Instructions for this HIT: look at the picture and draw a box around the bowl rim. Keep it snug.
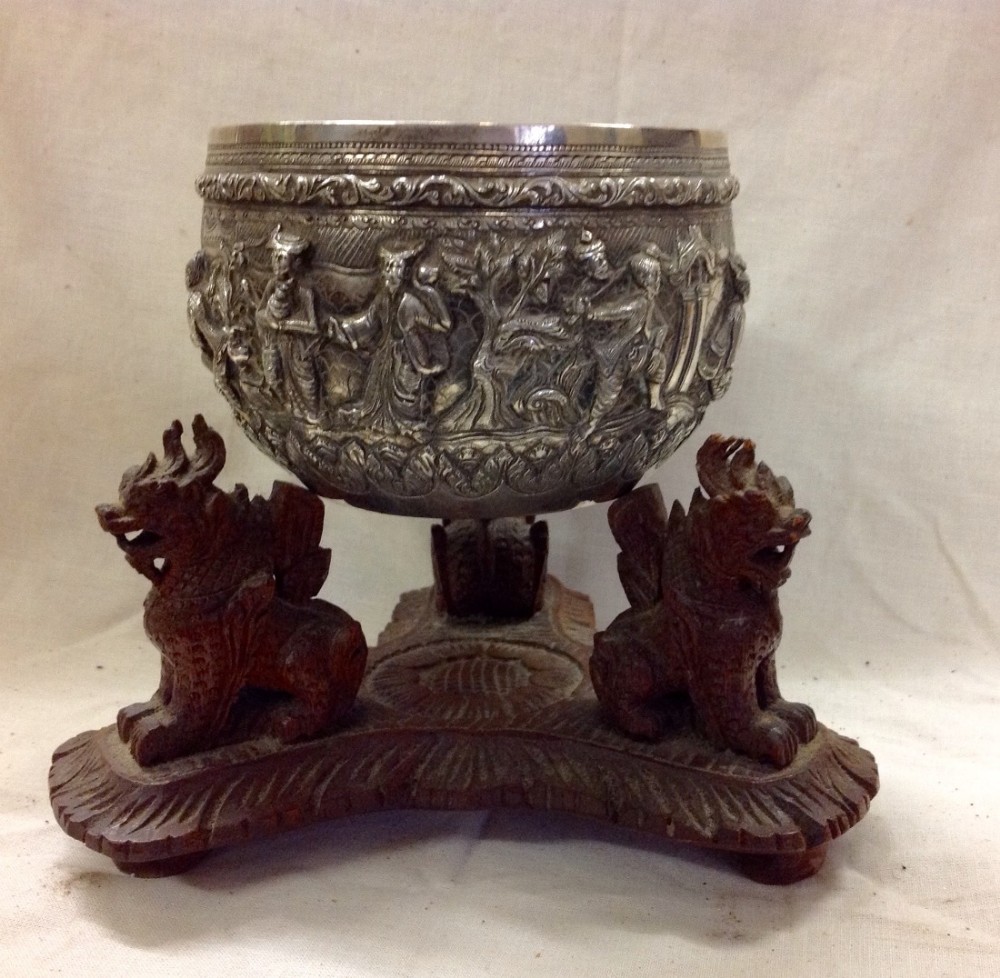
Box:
[208,121,727,150]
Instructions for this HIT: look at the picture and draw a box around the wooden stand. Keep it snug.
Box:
[49,425,878,883]
[51,575,876,883]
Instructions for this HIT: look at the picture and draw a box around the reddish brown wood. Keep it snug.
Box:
[112,853,207,878]
[431,517,548,619]
[592,436,817,768]
[94,416,367,766]
[737,846,829,885]
[50,429,878,884]
[51,576,877,882]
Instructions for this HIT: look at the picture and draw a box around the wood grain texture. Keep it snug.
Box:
[50,578,877,879]
[95,417,367,767]
[592,437,819,767]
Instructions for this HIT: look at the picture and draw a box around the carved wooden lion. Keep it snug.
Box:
[97,416,367,766]
[590,435,817,767]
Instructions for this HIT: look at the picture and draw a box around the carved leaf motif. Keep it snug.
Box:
[365,452,406,494]
[51,718,876,870]
[506,452,543,494]
[268,482,330,603]
[469,451,507,496]
[619,431,653,483]
[569,441,603,486]
[403,445,437,495]
[337,440,369,494]
[607,485,669,609]
[540,444,570,488]
[436,453,470,495]
[438,448,492,497]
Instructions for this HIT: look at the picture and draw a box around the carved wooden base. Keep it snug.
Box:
[50,577,877,883]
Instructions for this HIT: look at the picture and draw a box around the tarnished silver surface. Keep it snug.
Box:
[189,122,748,517]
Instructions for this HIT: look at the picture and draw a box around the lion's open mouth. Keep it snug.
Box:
[117,529,163,551]
[97,504,163,552]
[753,509,811,573]
[754,542,795,568]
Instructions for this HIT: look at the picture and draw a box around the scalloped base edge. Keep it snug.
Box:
[49,579,877,883]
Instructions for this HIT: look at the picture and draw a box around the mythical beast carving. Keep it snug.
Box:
[590,435,817,767]
[97,416,367,766]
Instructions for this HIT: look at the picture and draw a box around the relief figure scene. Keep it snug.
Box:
[188,222,748,463]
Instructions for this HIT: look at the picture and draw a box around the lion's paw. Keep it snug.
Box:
[269,702,323,743]
[739,713,800,769]
[129,712,182,766]
[615,705,669,741]
[117,698,163,742]
[770,699,818,744]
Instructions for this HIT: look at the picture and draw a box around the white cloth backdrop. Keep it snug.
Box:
[2,1,998,975]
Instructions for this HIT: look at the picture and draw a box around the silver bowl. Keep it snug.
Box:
[188,121,748,518]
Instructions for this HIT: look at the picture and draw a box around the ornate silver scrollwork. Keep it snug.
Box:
[196,172,740,210]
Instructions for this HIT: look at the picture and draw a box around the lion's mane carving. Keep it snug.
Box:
[590,435,816,767]
[97,416,367,766]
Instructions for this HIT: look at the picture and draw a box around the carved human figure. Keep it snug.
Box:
[699,253,750,398]
[398,260,453,404]
[186,250,221,364]
[576,245,669,431]
[255,227,324,423]
[571,228,616,290]
[221,242,256,364]
[187,243,260,402]
[551,228,623,416]
[335,243,452,430]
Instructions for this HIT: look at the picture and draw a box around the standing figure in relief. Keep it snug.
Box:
[398,260,453,410]
[334,243,453,432]
[255,227,324,424]
[577,245,669,433]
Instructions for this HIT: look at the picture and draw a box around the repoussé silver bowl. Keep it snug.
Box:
[188,122,748,518]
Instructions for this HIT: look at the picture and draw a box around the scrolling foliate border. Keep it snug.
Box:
[196,172,740,209]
